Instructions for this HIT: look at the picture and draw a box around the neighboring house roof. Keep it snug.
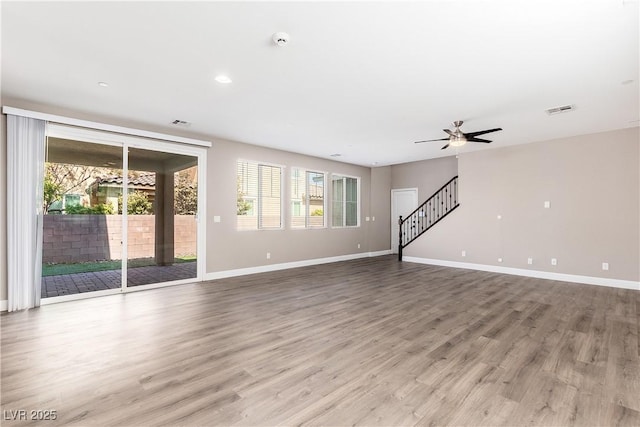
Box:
[95,173,156,188]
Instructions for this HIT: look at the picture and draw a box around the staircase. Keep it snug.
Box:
[398,176,459,260]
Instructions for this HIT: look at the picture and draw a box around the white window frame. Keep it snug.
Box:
[331,173,361,228]
[236,159,285,231]
[290,167,327,229]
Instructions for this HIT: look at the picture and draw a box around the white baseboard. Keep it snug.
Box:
[0,251,395,312]
[205,250,392,281]
[402,256,640,291]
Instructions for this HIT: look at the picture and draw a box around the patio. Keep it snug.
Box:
[42,261,197,298]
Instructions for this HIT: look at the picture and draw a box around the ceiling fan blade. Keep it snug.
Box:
[464,127,502,138]
[441,144,450,150]
[414,138,450,143]
[443,129,455,136]
[468,137,492,143]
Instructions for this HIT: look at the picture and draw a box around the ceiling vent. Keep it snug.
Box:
[545,104,575,115]
[171,119,191,127]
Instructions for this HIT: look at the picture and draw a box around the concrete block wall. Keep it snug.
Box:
[43,215,196,264]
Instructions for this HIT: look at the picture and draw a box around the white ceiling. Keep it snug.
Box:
[2,1,638,166]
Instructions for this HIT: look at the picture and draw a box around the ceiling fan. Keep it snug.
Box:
[415,120,503,150]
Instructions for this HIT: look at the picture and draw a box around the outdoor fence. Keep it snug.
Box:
[43,215,197,264]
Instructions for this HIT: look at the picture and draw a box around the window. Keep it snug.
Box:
[237,160,282,230]
[332,175,359,227]
[291,168,326,228]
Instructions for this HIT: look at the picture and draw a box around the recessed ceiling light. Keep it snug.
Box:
[215,75,232,84]
[98,82,109,87]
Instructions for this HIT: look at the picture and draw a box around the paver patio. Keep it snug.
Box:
[42,261,197,298]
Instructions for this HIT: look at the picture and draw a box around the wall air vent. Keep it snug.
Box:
[171,119,191,127]
[545,104,575,115]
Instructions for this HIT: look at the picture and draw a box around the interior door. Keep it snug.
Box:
[391,188,418,254]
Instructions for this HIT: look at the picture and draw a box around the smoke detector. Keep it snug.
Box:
[272,32,290,46]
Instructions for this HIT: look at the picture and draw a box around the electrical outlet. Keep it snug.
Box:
[461,250,466,257]
[266,252,271,260]
[365,217,370,222]
[527,257,533,265]
[213,215,221,223]
[551,258,557,266]
[372,216,375,221]
[602,262,609,271]
[357,243,361,249]
[544,201,550,209]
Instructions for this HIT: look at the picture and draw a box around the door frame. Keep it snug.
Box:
[41,124,207,305]
[391,188,418,254]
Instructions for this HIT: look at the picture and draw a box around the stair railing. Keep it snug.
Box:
[398,176,459,260]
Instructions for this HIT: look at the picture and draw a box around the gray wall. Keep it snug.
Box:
[205,137,386,272]
[394,127,640,282]
[391,156,458,200]
[369,166,391,251]
[2,98,638,304]
[0,98,392,301]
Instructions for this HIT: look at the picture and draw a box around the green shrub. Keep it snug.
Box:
[65,203,114,215]
[117,191,153,215]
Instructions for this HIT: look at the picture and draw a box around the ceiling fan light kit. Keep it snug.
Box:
[449,136,467,147]
[414,120,503,150]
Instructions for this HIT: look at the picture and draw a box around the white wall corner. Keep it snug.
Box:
[402,257,640,291]
[1,300,7,312]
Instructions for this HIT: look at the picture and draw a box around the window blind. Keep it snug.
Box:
[291,168,325,228]
[332,175,359,227]
[237,160,282,230]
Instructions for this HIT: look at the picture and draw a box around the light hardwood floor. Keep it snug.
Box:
[1,256,639,426]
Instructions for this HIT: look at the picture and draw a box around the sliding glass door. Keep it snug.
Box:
[41,126,204,301]
[42,137,124,298]
[125,148,198,287]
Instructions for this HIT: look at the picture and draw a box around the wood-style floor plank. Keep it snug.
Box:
[1,255,638,426]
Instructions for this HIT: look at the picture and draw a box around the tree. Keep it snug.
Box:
[118,191,152,215]
[46,163,101,195]
[44,163,116,213]
[174,173,198,215]
[237,177,252,215]
[43,175,63,212]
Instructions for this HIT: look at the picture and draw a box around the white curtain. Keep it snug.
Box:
[7,115,46,312]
